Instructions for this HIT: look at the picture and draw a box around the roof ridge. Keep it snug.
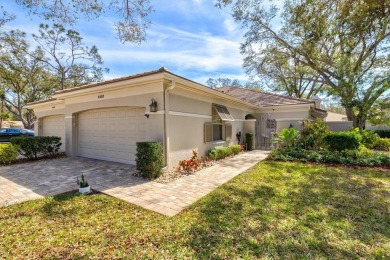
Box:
[222,86,312,103]
[54,67,169,95]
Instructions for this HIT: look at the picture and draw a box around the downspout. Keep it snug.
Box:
[164,80,176,168]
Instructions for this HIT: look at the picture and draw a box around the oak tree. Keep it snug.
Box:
[219,0,390,128]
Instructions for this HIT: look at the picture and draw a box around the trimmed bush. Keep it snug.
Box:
[0,143,18,164]
[323,131,362,151]
[374,138,390,151]
[207,145,242,161]
[11,136,62,159]
[373,130,390,138]
[245,133,254,151]
[135,142,164,180]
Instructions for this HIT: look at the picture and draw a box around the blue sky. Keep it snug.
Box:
[4,0,248,85]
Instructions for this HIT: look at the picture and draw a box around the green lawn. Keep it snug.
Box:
[1,162,389,259]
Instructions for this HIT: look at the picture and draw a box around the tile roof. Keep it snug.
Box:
[217,86,314,107]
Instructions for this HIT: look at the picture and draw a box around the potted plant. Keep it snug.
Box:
[77,173,90,194]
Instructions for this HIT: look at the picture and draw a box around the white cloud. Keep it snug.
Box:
[98,24,243,73]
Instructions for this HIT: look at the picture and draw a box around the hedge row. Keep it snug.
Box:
[207,145,242,161]
[269,147,390,167]
[373,130,390,138]
[10,136,62,160]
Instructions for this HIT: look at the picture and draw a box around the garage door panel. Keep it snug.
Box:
[78,107,145,164]
[42,115,66,150]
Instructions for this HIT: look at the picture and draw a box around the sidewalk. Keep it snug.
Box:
[102,149,270,216]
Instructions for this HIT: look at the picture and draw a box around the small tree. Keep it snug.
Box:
[33,24,108,90]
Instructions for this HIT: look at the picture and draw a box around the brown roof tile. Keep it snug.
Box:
[217,86,313,107]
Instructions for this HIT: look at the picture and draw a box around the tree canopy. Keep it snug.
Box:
[14,0,153,44]
[33,24,108,90]
[219,0,390,128]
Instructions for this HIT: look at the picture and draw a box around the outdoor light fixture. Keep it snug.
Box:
[149,98,158,112]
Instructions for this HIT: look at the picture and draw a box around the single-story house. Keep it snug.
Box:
[27,67,327,168]
[324,111,390,131]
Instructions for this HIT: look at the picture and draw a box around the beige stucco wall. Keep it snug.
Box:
[167,91,255,168]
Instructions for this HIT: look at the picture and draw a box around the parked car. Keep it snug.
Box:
[0,128,34,142]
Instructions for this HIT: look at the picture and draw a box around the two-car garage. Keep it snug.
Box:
[41,107,146,164]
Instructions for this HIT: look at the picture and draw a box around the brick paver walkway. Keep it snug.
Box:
[0,150,269,216]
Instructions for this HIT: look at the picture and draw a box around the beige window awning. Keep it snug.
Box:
[213,104,234,121]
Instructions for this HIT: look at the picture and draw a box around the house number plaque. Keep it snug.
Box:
[98,94,104,99]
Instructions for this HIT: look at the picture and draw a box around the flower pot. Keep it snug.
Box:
[79,186,91,194]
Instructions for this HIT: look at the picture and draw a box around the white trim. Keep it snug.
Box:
[169,111,212,119]
[65,116,74,119]
[275,118,303,122]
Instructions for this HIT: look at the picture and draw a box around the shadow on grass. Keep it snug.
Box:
[184,162,390,259]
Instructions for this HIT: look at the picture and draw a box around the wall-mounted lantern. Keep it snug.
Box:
[149,99,158,112]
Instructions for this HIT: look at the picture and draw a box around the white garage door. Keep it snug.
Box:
[78,107,146,164]
[42,115,66,150]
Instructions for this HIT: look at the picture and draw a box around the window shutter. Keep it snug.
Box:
[225,124,232,141]
[204,123,213,143]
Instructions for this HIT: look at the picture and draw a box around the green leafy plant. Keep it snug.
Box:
[11,136,62,159]
[0,143,19,164]
[373,138,390,151]
[272,128,299,148]
[207,145,242,161]
[323,131,362,151]
[135,142,164,180]
[300,119,329,150]
[350,128,379,149]
[77,173,89,188]
[245,133,254,151]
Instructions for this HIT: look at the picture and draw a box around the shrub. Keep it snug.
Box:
[230,145,242,155]
[351,128,379,149]
[273,128,299,148]
[323,131,361,151]
[207,149,218,160]
[11,136,62,159]
[300,119,329,150]
[207,145,242,161]
[373,138,390,151]
[178,149,201,173]
[373,130,390,138]
[245,133,254,151]
[268,146,390,167]
[0,143,18,164]
[135,142,164,180]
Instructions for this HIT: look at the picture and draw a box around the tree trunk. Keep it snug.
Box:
[345,106,367,130]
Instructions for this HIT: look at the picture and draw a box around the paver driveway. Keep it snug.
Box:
[0,150,269,216]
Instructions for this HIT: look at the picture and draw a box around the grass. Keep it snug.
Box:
[0,161,389,259]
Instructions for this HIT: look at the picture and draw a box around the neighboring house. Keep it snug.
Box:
[324,112,353,131]
[0,121,24,129]
[324,111,390,131]
[27,68,326,168]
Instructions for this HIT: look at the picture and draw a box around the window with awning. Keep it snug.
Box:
[204,104,233,143]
